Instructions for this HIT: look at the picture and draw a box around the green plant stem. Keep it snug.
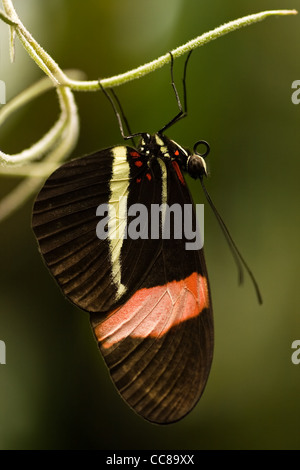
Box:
[66,9,298,90]
[1,4,297,91]
[0,70,85,167]
[0,8,17,25]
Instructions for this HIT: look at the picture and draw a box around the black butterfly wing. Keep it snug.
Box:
[90,157,213,424]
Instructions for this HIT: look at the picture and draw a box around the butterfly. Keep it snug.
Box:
[32,52,261,424]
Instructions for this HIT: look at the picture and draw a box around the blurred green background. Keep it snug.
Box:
[0,0,300,450]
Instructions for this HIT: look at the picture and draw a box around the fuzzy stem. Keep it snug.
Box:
[2,0,70,83]
[0,8,17,26]
[65,9,298,91]
[0,70,85,167]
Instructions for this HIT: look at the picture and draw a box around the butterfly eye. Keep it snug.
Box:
[187,153,207,179]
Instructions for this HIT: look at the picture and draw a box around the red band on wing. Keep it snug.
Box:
[95,272,209,349]
[172,161,185,185]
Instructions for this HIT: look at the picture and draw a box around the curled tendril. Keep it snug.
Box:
[193,140,210,158]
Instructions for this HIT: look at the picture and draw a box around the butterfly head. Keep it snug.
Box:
[186,140,210,180]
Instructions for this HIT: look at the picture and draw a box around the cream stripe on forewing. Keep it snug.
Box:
[155,134,170,159]
[155,135,168,229]
[157,159,168,228]
[108,146,130,300]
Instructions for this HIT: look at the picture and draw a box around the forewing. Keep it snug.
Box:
[32,147,162,313]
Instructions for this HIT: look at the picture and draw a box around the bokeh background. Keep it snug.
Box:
[0,0,299,450]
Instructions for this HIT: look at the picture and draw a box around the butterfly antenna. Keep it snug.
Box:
[200,178,263,305]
